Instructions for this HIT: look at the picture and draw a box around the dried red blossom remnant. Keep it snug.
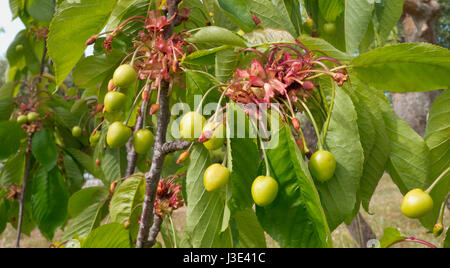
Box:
[225,41,348,128]
[154,175,184,216]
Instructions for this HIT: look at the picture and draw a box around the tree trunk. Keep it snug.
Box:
[393,0,441,136]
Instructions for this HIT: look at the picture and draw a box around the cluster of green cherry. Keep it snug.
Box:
[178,111,278,207]
[73,64,154,155]
[16,111,40,125]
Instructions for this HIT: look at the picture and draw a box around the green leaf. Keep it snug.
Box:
[7,200,36,236]
[360,86,431,195]
[269,0,299,36]
[351,43,450,92]
[6,30,40,74]
[0,82,16,99]
[319,0,345,23]
[64,154,84,194]
[9,0,22,19]
[246,0,297,36]
[48,0,118,85]
[73,50,125,88]
[374,0,405,45]
[226,103,259,210]
[257,124,331,248]
[184,144,231,248]
[183,46,229,66]
[376,94,431,193]
[0,198,9,234]
[379,227,405,248]
[345,0,374,54]
[298,36,352,63]
[26,0,55,23]
[283,0,302,35]
[187,26,247,47]
[62,187,110,240]
[110,176,145,224]
[66,148,105,180]
[82,223,131,248]
[0,120,25,160]
[204,0,239,32]
[0,151,25,186]
[215,48,237,82]
[101,147,127,185]
[421,90,450,229]
[347,80,391,212]
[32,129,58,172]
[32,167,69,240]
[105,0,147,31]
[217,0,256,32]
[232,208,266,248]
[244,28,295,48]
[317,86,364,230]
[185,70,220,109]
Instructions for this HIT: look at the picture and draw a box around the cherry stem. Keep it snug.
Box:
[438,193,449,224]
[425,167,450,194]
[388,237,437,248]
[213,84,232,122]
[321,79,336,147]
[297,122,310,153]
[250,119,271,177]
[298,99,323,151]
[130,45,144,67]
[306,65,350,81]
[195,84,224,114]
[125,85,147,126]
[180,68,222,84]
[168,214,178,248]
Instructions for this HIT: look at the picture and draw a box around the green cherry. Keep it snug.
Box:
[251,176,279,207]
[104,91,127,113]
[133,129,155,154]
[106,122,132,149]
[401,189,434,219]
[308,150,336,183]
[323,22,337,35]
[17,115,28,124]
[202,122,225,150]
[72,126,82,137]
[27,112,39,122]
[89,131,101,146]
[180,111,206,141]
[113,64,136,88]
[203,164,230,192]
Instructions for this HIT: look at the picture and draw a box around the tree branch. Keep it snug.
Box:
[15,132,34,248]
[147,214,163,247]
[136,0,182,249]
[161,140,191,155]
[125,100,149,176]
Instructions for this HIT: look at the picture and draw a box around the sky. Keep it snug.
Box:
[0,1,25,58]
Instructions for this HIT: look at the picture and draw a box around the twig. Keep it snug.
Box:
[147,213,163,247]
[161,140,191,155]
[15,132,34,248]
[39,39,48,77]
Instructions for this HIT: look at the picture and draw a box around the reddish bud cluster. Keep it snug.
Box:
[154,176,184,216]
[227,41,347,106]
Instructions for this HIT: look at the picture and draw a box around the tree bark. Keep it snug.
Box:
[393,0,441,136]
[136,0,183,248]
